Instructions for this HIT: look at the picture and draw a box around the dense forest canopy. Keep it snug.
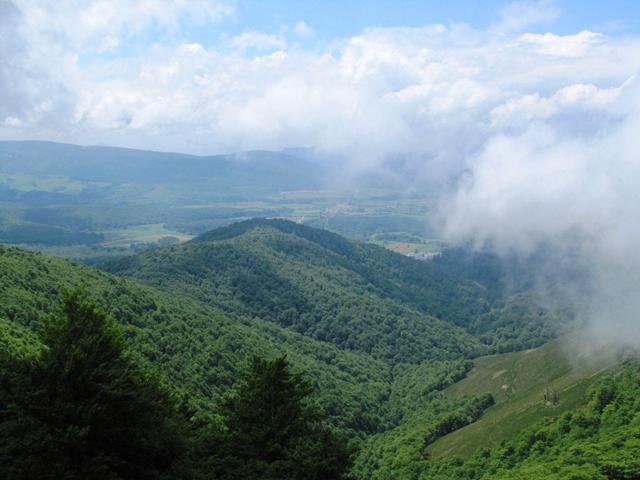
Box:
[0,220,635,479]
[0,291,350,479]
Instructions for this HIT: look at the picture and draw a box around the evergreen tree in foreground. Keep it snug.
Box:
[0,289,188,480]
[208,355,352,480]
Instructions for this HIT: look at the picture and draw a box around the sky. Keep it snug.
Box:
[2,0,640,155]
[228,0,640,41]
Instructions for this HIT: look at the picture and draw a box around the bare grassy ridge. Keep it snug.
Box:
[428,336,620,458]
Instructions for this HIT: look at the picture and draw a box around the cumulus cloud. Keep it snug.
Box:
[442,80,640,350]
[22,0,234,50]
[519,30,603,57]
[1,0,234,139]
[0,0,75,134]
[2,0,639,162]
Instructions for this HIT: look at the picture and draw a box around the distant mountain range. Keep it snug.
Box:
[0,140,326,190]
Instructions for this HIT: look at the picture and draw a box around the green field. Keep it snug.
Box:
[100,223,193,247]
[0,172,107,194]
[427,336,620,459]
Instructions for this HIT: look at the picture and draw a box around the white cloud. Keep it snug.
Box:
[293,21,315,39]
[519,30,603,57]
[442,80,640,350]
[15,0,234,54]
[1,0,639,166]
[490,81,625,127]
[230,31,287,51]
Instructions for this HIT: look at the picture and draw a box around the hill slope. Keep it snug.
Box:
[429,336,619,458]
[105,220,489,363]
[351,336,621,480]
[0,225,632,479]
[1,240,519,441]
[0,245,394,435]
[105,218,557,362]
[425,359,640,480]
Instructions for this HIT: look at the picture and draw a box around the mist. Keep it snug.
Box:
[441,80,640,353]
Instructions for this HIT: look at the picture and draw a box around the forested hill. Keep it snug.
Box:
[0,245,394,436]
[1,225,636,479]
[105,218,557,361]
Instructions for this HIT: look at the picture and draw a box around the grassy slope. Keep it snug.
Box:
[349,336,621,480]
[427,336,619,459]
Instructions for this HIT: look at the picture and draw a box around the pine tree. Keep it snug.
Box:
[208,355,352,480]
[0,289,188,480]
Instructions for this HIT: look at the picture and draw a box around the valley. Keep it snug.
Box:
[0,141,441,262]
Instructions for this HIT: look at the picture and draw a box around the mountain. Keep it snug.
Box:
[0,141,325,191]
[104,219,481,363]
[105,218,558,360]
[0,244,394,436]
[2,220,627,479]
[0,141,327,249]
[0,220,557,439]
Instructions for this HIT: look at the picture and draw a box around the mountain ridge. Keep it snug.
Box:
[106,218,558,359]
[0,140,325,189]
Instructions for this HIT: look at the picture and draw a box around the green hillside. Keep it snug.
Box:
[0,244,395,435]
[0,237,530,441]
[105,220,486,363]
[1,220,632,479]
[350,336,622,480]
[424,360,640,480]
[104,218,557,361]
[428,336,620,459]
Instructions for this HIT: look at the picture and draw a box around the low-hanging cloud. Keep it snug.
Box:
[443,80,640,351]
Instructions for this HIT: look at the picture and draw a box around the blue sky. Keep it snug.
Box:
[82,0,640,62]
[205,0,639,47]
[161,0,640,55]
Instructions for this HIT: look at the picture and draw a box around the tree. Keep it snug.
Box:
[207,355,352,480]
[0,289,188,480]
